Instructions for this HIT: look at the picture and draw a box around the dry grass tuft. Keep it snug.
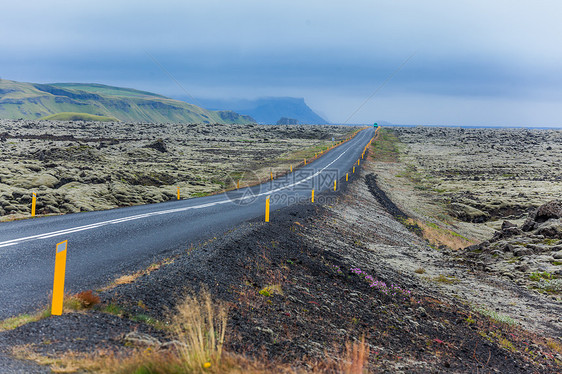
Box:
[311,336,370,374]
[10,289,371,373]
[546,338,562,355]
[99,257,176,291]
[434,274,458,284]
[172,288,229,371]
[11,346,113,373]
[337,336,370,374]
[113,274,137,286]
[408,219,474,250]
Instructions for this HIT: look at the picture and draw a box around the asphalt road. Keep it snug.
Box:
[0,128,375,319]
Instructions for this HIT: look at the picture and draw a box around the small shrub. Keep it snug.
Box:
[414,267,425,274]
[63,295,85,311]
[75,290,100,308]
[259,284,282,297]
[499,337,516,352]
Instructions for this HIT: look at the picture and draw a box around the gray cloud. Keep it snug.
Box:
[1,0,561,125]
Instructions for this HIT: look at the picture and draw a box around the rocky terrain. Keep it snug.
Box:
[0,120,354,221]
[368,127,562,335]
[393,127,562,226]
[463,201,562,296]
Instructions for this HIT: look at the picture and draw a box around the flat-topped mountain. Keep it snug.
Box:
[195,97,328,124]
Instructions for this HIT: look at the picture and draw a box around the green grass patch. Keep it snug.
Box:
[101,303,125,316]
[191,192,209,198]
[131,313,165,329]
[434,274,458,284]
[0,309,51,332]
[474,307,517,326]
[426,222,439,229]
[39,112,119,122]
[529,271,553,281]
[370,128,400,162]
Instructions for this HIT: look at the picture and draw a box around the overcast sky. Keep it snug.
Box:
[2,0,561,126]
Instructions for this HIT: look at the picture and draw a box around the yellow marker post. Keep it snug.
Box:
[358,159,360,166]
[304,158,306,165]
[346,173,348,182]
[315,153,317,158]
[265,196,270,222]
[177,187,180,200]
[51,240,68,316]
[31,192,36,217]
[270,171,273,181]
[334,180,337,191]
[311,189,315,203]
[290,165,293,172]
[237,180,240,189]
[353,166,355,173]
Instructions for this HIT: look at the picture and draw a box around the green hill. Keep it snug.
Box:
[0,79,254,124]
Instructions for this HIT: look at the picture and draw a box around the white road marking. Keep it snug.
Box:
[0,131,369,248]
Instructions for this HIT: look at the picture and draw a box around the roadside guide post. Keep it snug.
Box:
[31,192,36,217]
[51,240,68,316]
[265,196,270,222]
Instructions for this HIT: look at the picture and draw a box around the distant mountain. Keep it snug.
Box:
[194,97,329,125]
[277,117,299,125]
[0,79,254,124]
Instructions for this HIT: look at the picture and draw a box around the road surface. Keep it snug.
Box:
[0,128,375,319]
